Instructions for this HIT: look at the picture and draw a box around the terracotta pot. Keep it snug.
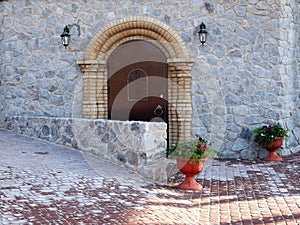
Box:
[176,158,207,191]
[262,137,283,162]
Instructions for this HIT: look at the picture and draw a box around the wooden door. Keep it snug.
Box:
[107,41,167,123]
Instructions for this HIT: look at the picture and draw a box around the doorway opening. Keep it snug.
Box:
[107,41,168,124]
[78,17,194,146]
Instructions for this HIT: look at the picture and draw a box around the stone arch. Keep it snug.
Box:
[77,16,194,144]
[84,16,190,61]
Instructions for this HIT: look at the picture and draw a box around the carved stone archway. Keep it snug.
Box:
[77,17,194,144]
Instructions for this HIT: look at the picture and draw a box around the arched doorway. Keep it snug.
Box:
[77,17,195,145]
[107,41,168,123]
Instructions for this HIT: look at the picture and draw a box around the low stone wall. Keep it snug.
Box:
[1,116,168,182]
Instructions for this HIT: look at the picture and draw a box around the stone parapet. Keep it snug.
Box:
[1,116,168,183]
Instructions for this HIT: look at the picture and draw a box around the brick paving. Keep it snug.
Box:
[0,129,299,225]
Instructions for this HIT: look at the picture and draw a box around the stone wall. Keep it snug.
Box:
[0,0,299,159]
[1,116,168,182]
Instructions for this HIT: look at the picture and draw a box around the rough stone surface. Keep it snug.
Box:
[0,0,299,159]
[0,129,300,224]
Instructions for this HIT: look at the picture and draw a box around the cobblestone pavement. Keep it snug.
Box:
[0,129,299,225]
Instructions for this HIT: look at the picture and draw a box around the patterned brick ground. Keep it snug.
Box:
[0,129,299,224]
[168,155,300,224]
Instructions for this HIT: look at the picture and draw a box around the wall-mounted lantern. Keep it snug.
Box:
[198,22,207,45]
[60,23,80,49]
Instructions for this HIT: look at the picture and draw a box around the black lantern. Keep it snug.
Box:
[60,23,80,49]
[60,26,70,48]
[198,22,207,45]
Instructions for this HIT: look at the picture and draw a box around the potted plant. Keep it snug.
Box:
[168,136,217,190]
[253,123,288,161]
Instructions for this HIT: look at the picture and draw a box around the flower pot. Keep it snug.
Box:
[176,158,207,191]
[262,137,283,162]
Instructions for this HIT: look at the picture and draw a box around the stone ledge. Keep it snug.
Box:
[1,116,168,183]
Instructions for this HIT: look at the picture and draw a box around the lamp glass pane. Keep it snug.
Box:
[199,33,206,43]
[61,36,70,46]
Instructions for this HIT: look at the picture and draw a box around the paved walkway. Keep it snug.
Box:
[0,129,299,225]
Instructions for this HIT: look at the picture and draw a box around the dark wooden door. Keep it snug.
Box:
[107,41,167,123]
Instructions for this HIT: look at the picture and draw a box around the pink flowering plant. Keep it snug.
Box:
[253,123,288,145]
[167,136,217,163]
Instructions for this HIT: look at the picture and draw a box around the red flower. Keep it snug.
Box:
[202,149,206,152]
[197,142,202,147]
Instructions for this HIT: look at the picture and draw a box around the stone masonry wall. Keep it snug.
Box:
[1,116,168,182]
[0,0,299,159]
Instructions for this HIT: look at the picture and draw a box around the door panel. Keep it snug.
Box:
[129,97,167,122]
[108,61,167,122]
